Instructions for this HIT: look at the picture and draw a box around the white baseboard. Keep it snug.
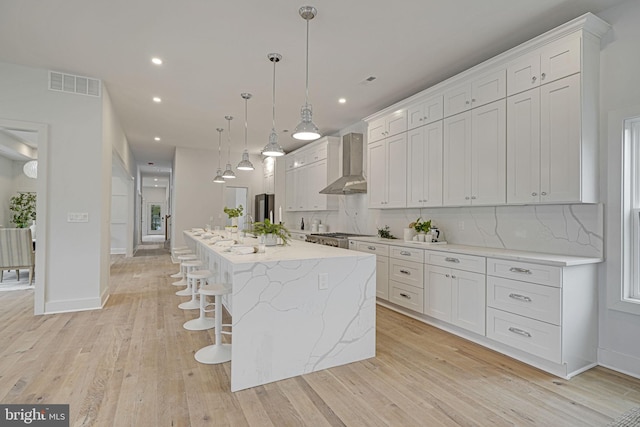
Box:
[110,248,126,255]
[44,297,103,314]
[598,348,640,379]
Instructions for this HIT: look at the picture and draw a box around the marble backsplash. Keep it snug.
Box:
[287,195,604,259]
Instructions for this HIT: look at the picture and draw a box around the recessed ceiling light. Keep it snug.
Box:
[154,178,158,181]
[151,57,163,65]
[153,97,162,103]
[338,98,346,104]
[154,137,161,141]
[154,184,158,187]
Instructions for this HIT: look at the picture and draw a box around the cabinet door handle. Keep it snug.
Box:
[424,115,428,120]
[509,293,532,302]
[508,327,532,338]
[400,251,411,256]
[419,118,423,121]
[399,269,411,275]
[465,196,470,200]
[471,98,476,103]
[532,192,537,196]
[541,191,547,196]
[445,257,460,263]
[509,267,532,274]
[465,100,470,105]
[445,274,450,278]
[451,275,456,279]
[471,196,476,199]
[532,76,537,83]
[541,72,546,80]
[367,246,376,251]
[399,293,411,299]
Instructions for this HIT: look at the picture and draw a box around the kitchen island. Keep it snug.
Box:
[184,231,376,391]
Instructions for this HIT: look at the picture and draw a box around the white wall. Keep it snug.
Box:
[172,147,264,248]
[597,0,640,377]
[0,60,111,313]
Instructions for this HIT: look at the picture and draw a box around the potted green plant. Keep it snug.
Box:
[249,219,291,246]
[408,217,431,241]
[9,192,36,229]
[223,205,243,229]
[377,225,397,239]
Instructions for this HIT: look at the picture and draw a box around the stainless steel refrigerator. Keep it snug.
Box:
[255,194,275,223]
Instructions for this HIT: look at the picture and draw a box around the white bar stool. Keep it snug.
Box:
[183,271,216,331]
[195,284,232,364]
[172,254,198,286]
[179,267,208,310]
[171,249,193,274]
[176,260,203,297]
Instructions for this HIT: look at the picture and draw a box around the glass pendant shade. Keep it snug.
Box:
[23,160,38,179]
[222,116,236,179]
[214,127,225,184]
[237,93,255,170]
[293,6,321,142]
[261,53,286,157]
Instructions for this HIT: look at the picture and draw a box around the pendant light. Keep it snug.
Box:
[292,6,321,141]
[213,128,225,183]
[222,116,236,179]
[261,53,285,157]
[237,93,255,170]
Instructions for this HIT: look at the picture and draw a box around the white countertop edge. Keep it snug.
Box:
[347,236,602,267]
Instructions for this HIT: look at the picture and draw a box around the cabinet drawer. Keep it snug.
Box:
[487,307,561,363]
[389,280,424,313]
[289,232,308,242]
[389,258,423,287]
[427,251,486,274]
[487,276,561,325]
[390,246,424,263]
[355,242,389,256]
[487,258,561,287]
[307,146,327,164]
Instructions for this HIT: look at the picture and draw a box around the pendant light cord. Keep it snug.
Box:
[217,129,222,168]
[272,57,277,130]
[227,119,232,161]
[244,98,248,149]
[305,17,310,105]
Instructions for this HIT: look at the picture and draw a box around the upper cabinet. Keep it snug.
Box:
[364,13,609,209]
[443,68,506,118]
[407,94,443,130]
[284,136,339,212]
[368,110,407,143]
[507,34,581,96]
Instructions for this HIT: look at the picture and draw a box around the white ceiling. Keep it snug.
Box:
[0,0,625,168]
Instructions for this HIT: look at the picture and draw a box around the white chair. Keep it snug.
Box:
[172,254,198,286]
[178,267,208,310]
[0,228,35,285]
[176,260,202,296]
[195,284,232,364]
[183,270,217,331]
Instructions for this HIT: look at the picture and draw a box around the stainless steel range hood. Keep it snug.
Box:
[320,132,367,194]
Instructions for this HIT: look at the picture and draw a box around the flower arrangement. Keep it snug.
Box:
[409,217,431,234]
[248,219,291,245]
[223,205,243,218]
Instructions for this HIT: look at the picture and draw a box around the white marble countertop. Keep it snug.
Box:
[186,231,364,264]
[347,236,602,267]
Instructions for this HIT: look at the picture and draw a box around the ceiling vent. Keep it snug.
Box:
[49,71,101,97]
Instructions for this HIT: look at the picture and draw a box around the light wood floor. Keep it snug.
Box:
[1,254,639,427]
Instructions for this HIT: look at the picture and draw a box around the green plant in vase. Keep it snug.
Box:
[223,205,243,228]
[9,192,36,228]
[409,217,431,234]
[249,219,291,245]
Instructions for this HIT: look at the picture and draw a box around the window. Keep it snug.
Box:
[608,105,640,315]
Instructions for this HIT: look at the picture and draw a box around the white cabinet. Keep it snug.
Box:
[507,34,581,96]
[352,241,390,300]
[407,94,443,129]
[443,99,506,206]
[424,264,486,335]
[507,74,586,203]
[368,133,407,208]
[368,110,407,143]
[485,258,597,373]
[406,121,443,208]
[388,246,425,313]
[443,68,506,117]
[284,137,339,211]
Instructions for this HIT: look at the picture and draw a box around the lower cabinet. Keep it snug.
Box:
[350,241,390,300]
[424,264,486,335]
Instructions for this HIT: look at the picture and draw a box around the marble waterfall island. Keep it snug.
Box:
[185,232,377,392]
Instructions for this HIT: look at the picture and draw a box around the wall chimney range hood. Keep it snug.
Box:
[320,133,367,194]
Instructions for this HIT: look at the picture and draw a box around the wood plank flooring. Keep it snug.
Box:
[1,253,639,426]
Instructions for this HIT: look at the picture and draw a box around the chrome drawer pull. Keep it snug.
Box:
[508,327,532,338]
[399,269,411,275]
[367,246,376,250]
[445,257,460,263]
[399,293,411,299]
[400,251,411,256]
[509,293,532,302]
[509,267,532,274]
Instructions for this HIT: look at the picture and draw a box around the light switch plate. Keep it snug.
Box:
[318,273,329,290]
[67,212,89,223]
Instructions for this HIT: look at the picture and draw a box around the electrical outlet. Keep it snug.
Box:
[318,273,329,290]
[458,221,465,230]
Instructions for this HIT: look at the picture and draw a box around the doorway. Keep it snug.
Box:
[147,202,166,235]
